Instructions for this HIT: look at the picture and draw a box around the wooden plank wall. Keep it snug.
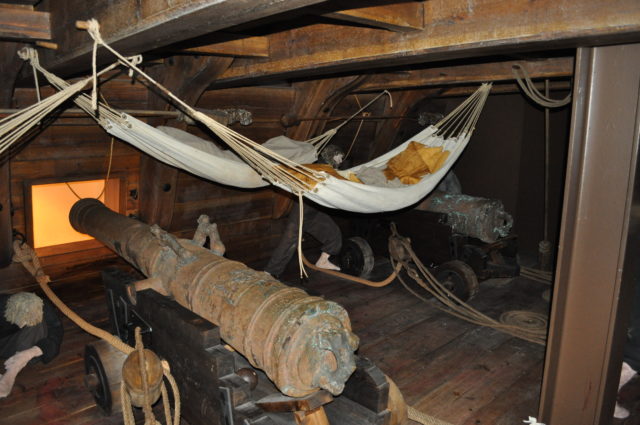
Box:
[168,85,297,267]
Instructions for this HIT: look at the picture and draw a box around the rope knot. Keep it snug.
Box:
[85,19,103,43]
[12,240,34,264]
[122,55,143,77]
[17,47,39,64]
[84,19,103,111]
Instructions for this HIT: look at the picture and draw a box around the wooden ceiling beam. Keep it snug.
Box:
[0,5,50,41]
[356,57,574,92]
[181,36,269,58]
[38,0,327,76]
[213,0,639,87]
[1,1,41,5]
[323,2,424,32]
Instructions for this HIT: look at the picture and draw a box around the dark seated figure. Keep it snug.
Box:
[0,292,63,398]
[265,145,345,278]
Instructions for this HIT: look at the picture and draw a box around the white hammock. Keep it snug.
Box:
[10,36,491,213]
[108,83,490,213]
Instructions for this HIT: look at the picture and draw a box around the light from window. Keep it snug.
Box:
[31,180,106,248]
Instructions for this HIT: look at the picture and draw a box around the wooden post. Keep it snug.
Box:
[539,44,640,425]
[138,56,233,228]
[0,42,24,267]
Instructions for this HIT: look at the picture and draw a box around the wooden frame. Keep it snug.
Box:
[539,43,640,424]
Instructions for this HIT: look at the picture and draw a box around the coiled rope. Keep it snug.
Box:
[12,240,181,425]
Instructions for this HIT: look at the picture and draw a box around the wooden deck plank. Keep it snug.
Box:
[0,251,555,424]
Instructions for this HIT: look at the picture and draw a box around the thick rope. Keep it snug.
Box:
[387,226,547,345]
[12,240,135,355]
[12,241,180,425]
[302,253,400,287]
[121,381,136,425]
[408,406,454,425]
[135,328,157,425]
[301,226,547,344]
[161,360,180,425]
[519,266,553,284]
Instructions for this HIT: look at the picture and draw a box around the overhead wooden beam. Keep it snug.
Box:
[38,0,327,76]
[0,6,50,41]
[323,2,424,32]
[1,1,41,5]
[182,36,269,58]
[356,57,575,92]
[213,0,640,87]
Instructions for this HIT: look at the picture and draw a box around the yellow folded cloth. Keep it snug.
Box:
[278,163,363,189]
[384,142,449,185]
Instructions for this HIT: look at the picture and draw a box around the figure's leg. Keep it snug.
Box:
[265,206,301,277]
[304,209,342,271]
[0,324,46,398]
[0,321,46,359]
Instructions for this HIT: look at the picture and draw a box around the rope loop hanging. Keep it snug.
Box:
[512,63,572,108]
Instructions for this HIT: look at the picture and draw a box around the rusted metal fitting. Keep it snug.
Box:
[70,199,358,397]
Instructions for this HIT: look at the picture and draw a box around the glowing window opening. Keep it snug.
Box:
[31,179,119,249]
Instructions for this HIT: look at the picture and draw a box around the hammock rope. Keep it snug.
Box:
[81,19,327,192]
[12,37,491,214]
[0,48,138,159]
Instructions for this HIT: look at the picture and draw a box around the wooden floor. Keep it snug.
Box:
[0,255,632,424]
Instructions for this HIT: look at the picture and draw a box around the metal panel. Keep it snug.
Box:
[539,44,640,424]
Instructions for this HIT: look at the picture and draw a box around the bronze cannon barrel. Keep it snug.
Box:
[70,198,358,397]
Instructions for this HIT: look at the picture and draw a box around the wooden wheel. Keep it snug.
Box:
[83,341,127,416]
[340,237,375,278]
[434,260,479,301]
